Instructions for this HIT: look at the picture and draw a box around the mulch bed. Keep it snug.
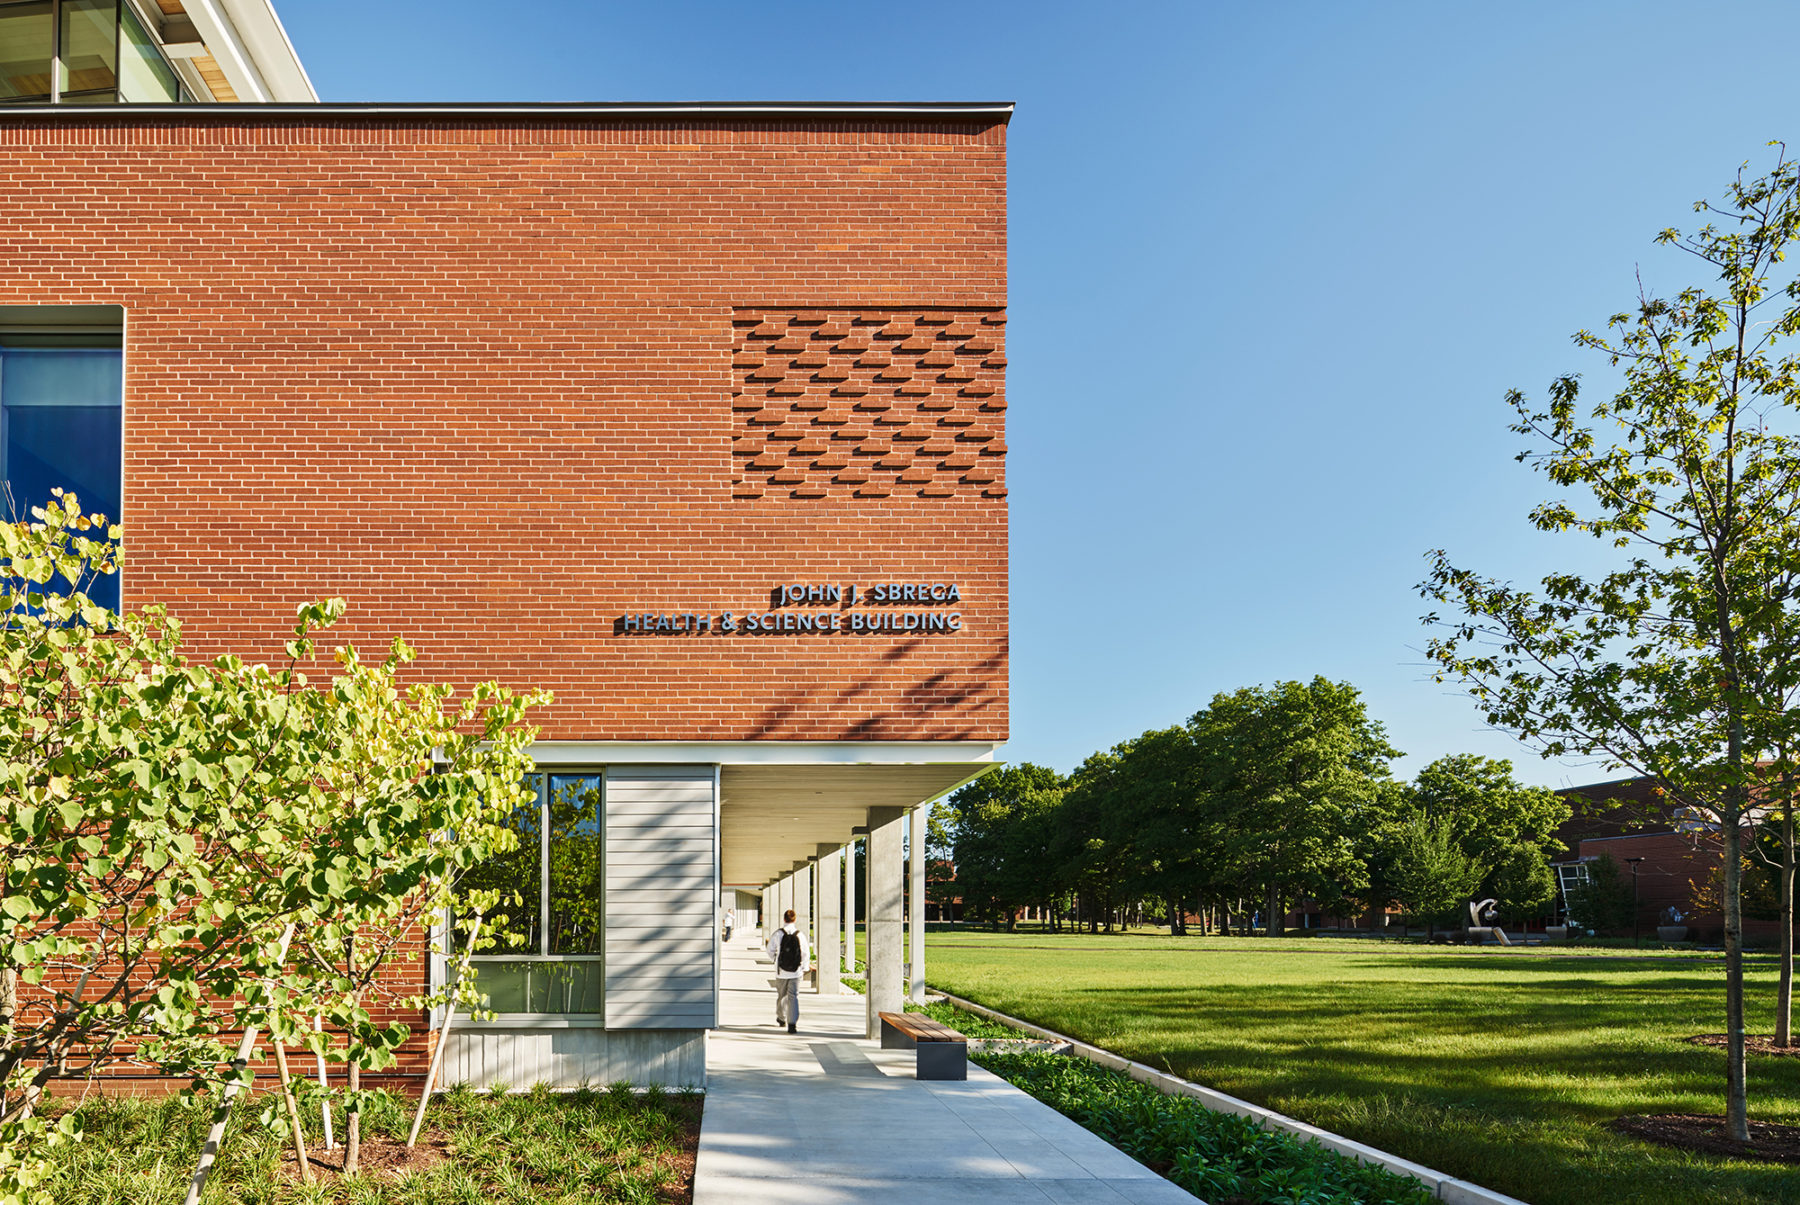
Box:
[1686,1033,1800,1058]
[1611,1114,1800,1164]
[277,1132,451,1184]
[274,1101,702,1203]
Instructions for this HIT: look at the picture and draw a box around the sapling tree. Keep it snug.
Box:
[1422,147,1800,1140]
[0,493,547,1199]
[274,637,543,1176]
[0,494,335,1202]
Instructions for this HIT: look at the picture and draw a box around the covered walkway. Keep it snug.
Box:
[693,934,1199,1205]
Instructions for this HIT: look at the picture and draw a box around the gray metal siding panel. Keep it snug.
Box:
[604,766,717,1030]
[442,1027,705,1088]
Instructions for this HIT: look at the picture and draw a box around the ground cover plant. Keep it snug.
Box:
[975,1048,1434,1205]
[37,1082,699,1204]
[910,929,1800,1205]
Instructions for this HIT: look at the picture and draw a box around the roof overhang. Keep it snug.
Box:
[529,740,1000,889]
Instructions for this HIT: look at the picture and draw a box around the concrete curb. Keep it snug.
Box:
[932,989,1527,1205]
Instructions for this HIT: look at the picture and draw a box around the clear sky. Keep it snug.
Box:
[280,1,1800,788]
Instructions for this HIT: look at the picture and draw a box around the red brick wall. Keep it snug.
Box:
[1578,830,1788,944]
[0,114,1008,742]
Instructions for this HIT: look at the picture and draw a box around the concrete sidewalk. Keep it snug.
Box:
[694,933,1200,1205]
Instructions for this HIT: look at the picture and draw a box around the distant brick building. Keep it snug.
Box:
[1556,776,1786,945]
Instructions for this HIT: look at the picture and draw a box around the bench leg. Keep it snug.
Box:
[916,1042,966,1081]
[880,1018,914,1050]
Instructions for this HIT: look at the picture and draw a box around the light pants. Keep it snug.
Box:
[775,977,800,1025]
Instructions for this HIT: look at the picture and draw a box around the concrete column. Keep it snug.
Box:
[792,861,812,988]
[909,808,927,1002]
[817,845,842,997]
[864,806,907,1038]
[843,837,857,968]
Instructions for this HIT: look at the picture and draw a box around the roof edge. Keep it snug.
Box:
[0,100,1014,122]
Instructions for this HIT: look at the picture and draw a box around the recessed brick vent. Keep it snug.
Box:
[731,308,1006,501]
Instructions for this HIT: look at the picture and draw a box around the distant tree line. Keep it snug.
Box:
[942,677,1571,936]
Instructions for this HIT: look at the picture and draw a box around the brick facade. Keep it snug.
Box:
[1,111,1009,743]
[3,107,1009,1090]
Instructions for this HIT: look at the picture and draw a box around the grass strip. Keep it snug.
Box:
[974,1048,1436,1205]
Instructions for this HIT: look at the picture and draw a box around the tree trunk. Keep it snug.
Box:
[345,1056,361,1174]
[1266,879,1281,937]
[346,966,364,1175]
[1779,790,1795,1047]
[1724,806,1749,1140]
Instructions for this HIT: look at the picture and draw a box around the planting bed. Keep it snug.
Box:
[974,1048,1435,1205]
[40,1080,700,1204]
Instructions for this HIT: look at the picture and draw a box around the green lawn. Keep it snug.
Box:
[897,928,1800,1205]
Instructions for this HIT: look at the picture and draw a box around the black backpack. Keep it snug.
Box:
[777,929,803,972]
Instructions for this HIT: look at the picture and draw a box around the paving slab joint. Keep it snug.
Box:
[930,988,1529,1205]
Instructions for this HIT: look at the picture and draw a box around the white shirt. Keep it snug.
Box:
[766,922,811,980]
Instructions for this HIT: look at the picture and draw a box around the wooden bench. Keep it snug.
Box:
[878,1010,967,1080]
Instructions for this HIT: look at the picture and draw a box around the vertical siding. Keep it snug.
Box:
[605,766,718,1029]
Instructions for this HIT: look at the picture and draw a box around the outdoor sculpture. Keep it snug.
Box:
[1465,898,1511,945]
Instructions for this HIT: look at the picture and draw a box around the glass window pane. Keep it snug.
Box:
[58,0,116,99]
[467,961,602,1015]
[1,339,122,612]
[458,775,543,955]
[548,773,604,955]
[0,2,52,102]
[117,4,174,102]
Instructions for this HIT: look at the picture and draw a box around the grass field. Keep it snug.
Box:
[896,928,1800,1205]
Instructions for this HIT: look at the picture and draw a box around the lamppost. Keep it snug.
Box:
[1626,857,1645,948]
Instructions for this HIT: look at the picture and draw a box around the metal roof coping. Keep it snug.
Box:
[0,100,1015,122]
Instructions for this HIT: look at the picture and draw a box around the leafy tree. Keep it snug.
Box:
[1484,843,1559,921]
[1388,815,1483,936]
[1189,678,1399,936]
[1565,854,1636,936]
[943,764,1067,927]
[0,494,331,1201]
[273,631,544,1176]
[1061,728,1211,934]
[1409,755,1569,917]
[0,494,544,1196]
[1421,148,1800,1138]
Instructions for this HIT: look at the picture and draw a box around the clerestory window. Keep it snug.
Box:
[0,0,188,105]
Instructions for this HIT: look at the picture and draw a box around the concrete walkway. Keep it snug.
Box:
[694,933,1200,1205]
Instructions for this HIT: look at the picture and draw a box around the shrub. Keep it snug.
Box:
[974,1050,1435,1205]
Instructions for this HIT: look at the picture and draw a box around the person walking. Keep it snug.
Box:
[766,908,810,1034]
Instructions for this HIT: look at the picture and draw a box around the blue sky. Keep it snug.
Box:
[281,1,1800,787]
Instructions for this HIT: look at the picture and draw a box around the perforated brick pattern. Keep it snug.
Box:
[731,309,1007,501]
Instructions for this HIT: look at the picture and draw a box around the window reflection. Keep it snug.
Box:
[0,333,123,612]
[0,3,53,103]
[549,774,604,955]
[458,772,605,1015]
[459,777,542,955]
[57,0,115,100]
[0,0,189,105]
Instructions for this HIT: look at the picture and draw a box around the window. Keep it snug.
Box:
[459,773,605,1014]
[0,0,189,105]
[0,318,122,612]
